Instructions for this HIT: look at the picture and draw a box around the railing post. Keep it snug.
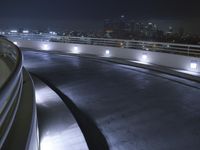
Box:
[188,46,190,56]
[125,40,129,48]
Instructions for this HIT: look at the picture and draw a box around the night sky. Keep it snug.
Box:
[0,0,200,31]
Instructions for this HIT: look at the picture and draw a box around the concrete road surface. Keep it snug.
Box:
[23,49,200,150]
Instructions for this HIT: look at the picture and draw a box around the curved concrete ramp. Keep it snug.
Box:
[33,77,88,150]
[24,49,200,150]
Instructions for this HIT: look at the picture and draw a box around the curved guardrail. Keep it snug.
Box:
[0,38,23,148]
[56,36,200,57]
[7,34,200,57]
[0,38,38,150]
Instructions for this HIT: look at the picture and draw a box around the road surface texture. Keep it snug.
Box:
[23,49,200,150]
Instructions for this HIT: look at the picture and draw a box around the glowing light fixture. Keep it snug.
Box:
[42,44,49,50]
[140,53,149,63]
[142,53,148,60]
[72,46,80,54]
[190,61,197,69]
[105,50,110,55]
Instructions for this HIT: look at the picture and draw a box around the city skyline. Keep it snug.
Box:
[1,17,200,34]
[0,0,200,33]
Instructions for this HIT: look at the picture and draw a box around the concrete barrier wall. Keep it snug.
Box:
[0,58,11,87]
[15,40,200,73]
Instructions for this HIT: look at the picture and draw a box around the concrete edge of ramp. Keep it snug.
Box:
[32,76,89,150]
[0,58,12,87]
[32,74,109,150]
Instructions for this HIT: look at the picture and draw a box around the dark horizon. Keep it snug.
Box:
[0,0,200,33]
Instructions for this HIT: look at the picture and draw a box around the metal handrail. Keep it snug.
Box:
[63,36,200,57]
[7,33,200,57]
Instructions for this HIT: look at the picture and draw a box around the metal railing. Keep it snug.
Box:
[7,34,200,57]
[0,38,38,150]
[58,36,200,57]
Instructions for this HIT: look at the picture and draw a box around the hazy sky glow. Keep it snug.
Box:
[0,0,200,31]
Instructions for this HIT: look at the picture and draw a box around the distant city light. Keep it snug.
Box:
[0,32,5,35]
[49,31,57,35]
[23,30,29,34]
[10,30,18,33]
[190,61,197,69]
